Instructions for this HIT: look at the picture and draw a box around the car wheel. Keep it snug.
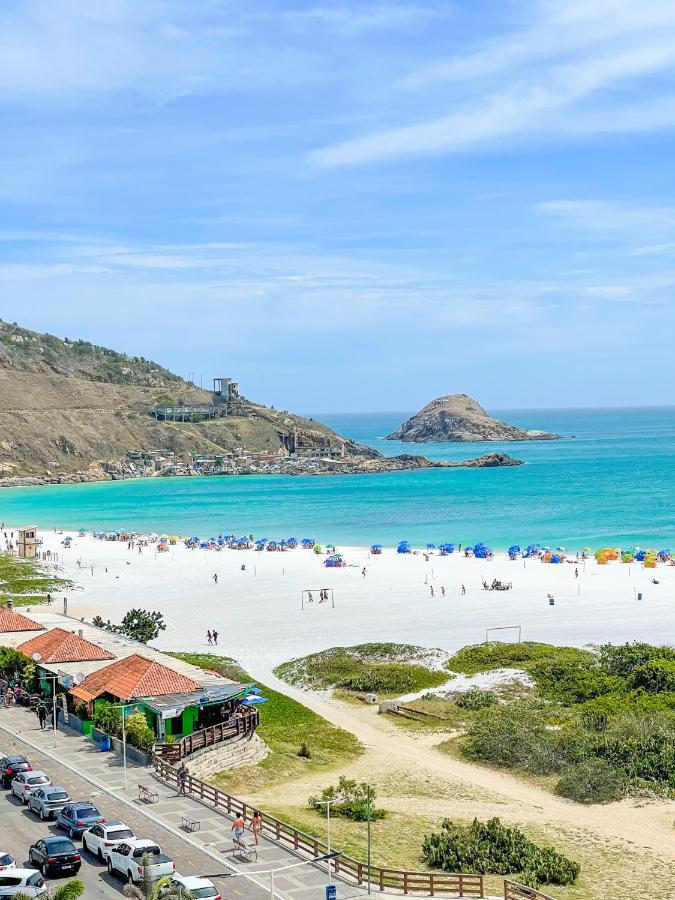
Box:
[22,793,28,805]
[127,871,134,884]
[69,827,76,839]
[98,848,104,863]
[107,860,113,875]
[39,807,45,820]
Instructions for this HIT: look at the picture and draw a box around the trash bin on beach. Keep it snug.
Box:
[241,564,246,571]
[100,735,111,752]
[637,592,643,601]
[549,597,555,606]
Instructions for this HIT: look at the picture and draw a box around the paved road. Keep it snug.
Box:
[0,729,260,899]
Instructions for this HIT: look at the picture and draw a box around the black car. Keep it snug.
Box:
[28,836,81,877]
[0,755,31,789]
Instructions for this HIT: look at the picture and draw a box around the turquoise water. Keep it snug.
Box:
[1,407,674,550]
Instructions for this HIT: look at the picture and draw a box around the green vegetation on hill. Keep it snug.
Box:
[275,643,449,696]
[443,641,675,802]
[0,555,71,606]
[167,652,362,791]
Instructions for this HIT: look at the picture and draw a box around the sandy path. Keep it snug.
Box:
[256,669,675,863]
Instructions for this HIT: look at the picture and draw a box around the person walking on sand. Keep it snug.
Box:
[441,585,446,597]
[213,573,218,584]
[461,584,466,595]
[430,584,434,597]
[575,568,579,578]
[212,629,218,646]
[250,810,263,845]
[362,567,367,578]
[177,762,188,796]
[232,813,246,843]
[207,630,212,645]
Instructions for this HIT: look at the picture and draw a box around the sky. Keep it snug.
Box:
[1,0,675,413]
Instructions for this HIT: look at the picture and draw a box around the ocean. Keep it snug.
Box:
[1,407,674,550]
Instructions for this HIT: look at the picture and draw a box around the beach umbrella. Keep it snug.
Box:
[242,696,268,705]
[372,544,382,549]
[247,686,263,695]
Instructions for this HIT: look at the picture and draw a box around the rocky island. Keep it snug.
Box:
[386,394,560,443]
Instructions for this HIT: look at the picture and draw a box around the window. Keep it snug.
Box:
[0,854,13,867]
[49,791,68,801]
[91,826,102,837]
[193,888,219,898]
[28,776,49,785]
[46,840,75,853]
[28,873,45,887]
[133,846,160,858]
[111,828,134,840]
[76,805,99,817]
[0,876,21,886]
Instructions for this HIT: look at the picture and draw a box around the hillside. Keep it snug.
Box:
[386,394,559,442]
[0,321,375,479]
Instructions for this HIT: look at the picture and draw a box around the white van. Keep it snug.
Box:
[0,869,47,896]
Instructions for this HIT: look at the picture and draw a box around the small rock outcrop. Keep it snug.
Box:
[386,394,559,443]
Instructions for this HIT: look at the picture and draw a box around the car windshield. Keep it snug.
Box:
[0,854,13,865]
[133,846,160,858]
[193,888,219,898]
[48,792,68,801]
[75,806,99,817]
[46,840,75,853]
[7,757,26,764]
[28,776,49,785]
[110,828,134,839]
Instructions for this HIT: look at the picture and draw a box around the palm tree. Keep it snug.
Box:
[15,878,85,900]
[122,866,194,900]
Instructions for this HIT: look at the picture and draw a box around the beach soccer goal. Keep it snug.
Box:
[301,589,334,610]
[485,625,522,644]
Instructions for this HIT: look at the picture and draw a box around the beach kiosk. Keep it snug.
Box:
[17,525,39,559]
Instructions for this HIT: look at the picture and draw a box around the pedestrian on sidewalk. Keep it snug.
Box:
[249,810,263,845]
[177,762,188,796]
[232,813,246,843]
[37,703,47,730]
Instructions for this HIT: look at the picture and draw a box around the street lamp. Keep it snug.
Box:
[201,851,341,900]
[110,702,134,790]
[314,795,347,886]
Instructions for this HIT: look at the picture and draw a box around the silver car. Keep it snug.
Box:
[10,771,51,805]
[27,786,71,820]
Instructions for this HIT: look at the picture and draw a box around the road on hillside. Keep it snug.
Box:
[0,732,267,900]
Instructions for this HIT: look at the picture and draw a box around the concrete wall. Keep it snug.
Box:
[185,732,268,779]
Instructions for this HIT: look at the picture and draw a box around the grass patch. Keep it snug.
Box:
[447,641,594,677]
[167,652,362,792]
[0,554,71,607]
[275,643,448,697]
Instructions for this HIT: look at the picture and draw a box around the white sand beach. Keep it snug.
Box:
[21,528,675,681]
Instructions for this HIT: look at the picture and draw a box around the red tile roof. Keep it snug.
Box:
[0,607,45,633]
[17,628,114,664]
[70,653,202,702]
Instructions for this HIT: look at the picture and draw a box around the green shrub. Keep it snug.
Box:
[555,759,626,803]
[124,711,156,753]
[630,659,675,693]
[455,690,496,710]
[447,642,593,676]
[309,777,385,821]
[297,742,312,759]
[597,642,675,677]
[421,817,580,887]
[462,704,563,775]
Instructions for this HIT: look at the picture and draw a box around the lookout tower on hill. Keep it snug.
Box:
[213,378,239,404]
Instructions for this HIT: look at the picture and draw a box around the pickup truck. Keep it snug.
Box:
[107,839,175,883]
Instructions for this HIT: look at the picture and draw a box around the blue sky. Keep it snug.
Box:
[2,1,675,412]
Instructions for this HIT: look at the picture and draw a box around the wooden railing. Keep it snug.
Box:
[504,882,555,900]
[154,711,259,762]
[152,754,484,896]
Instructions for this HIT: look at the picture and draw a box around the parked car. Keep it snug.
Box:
[107,839,175,883]
[0,853,16,872]
[27,786,71,820]
[0,869,46,897]
[28,837,81,878]
[82,820,135,862]
[168,874,220,899]
[0,756,31,789]
[55,802,105,838]
[10,771,51,804]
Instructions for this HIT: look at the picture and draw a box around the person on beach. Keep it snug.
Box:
[461,584,466,595]
[207,630,212,645]
[232,814,246,842]
[308,591,314,603]
[575,568,579,578]
[212,630,218,645]
[441,585,446,597]
[362,567,367,578]
[213,573,218,584]
[177,762,188,796]
[250,810,263,845]
[37,703,47,729]
[430,585,434,597]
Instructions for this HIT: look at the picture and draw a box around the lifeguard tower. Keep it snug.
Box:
[17,526,39,559]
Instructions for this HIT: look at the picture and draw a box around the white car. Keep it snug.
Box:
[107,839,175,883]
[0,852,16,872]
[0,869,46,896]
[10,771,51,804]
[168,875,221,899]
[82,820,135,862]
